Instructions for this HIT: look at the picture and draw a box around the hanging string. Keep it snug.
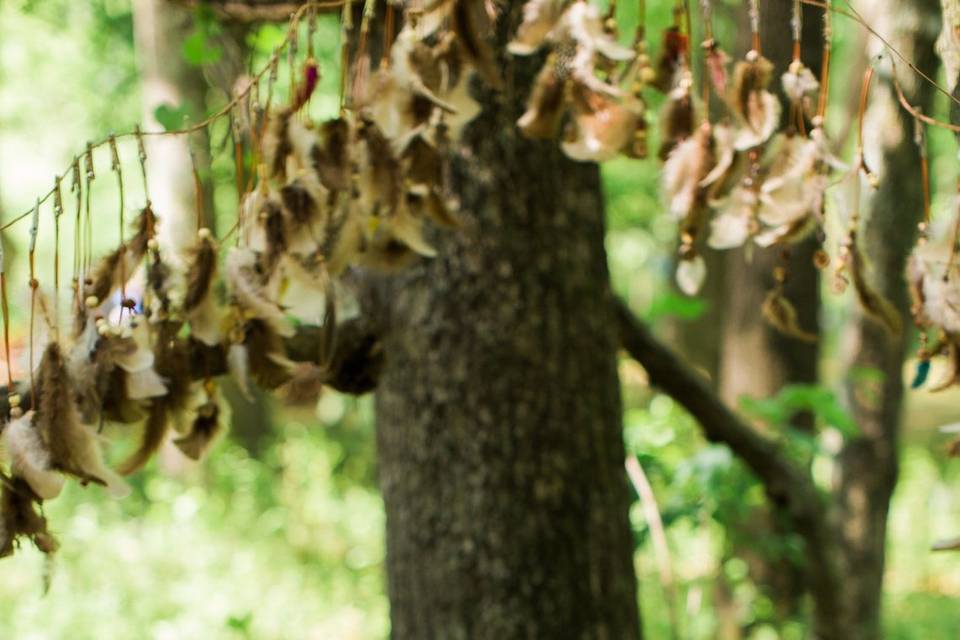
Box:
[791,0,802,63]
[109,134,128,315]
[70,158,82,318]
[816,0,832,120]
[52,178,63,342]
[0,230,15,419]
[83,143,95,297]
[189,135,206,232]
[915,117,931,243]
[700,0,714,111]
[749,0,761,54]
[288,24,300,107]
[135,125,150,206]
[382,1,396,66]
[28,199,40,395]
[339,0,354,115]
[307,4,318,59]
[231,113,246,247]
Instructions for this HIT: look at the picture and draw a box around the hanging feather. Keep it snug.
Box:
[659,80,695,160]
[118,326,192,475]
[728,52,781,150]
[652,26,689,93]
[449,0,503,89]
[291,58,320,112]
[561,87,643,162]
[145,243,173,321]
[931,338,960,392]
[508,0,566,55]
[173,386,226,461]
[0,475,58,558]
[225,248,294,337]
[1,411,64,500]
[310,118,352,194]
[762,288,817,342]
[83,206,156,309]
[849,241,903,336]
[181,228,221,346]
[278,363,326,406]
[518,62,568,140]
[33,342,129,497]
[244,319,295,390]
[662,125,714,220]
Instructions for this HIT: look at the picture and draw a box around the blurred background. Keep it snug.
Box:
[0,0,959,638]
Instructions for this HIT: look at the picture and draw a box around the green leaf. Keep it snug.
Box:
[182,30,222,66]
[153,103,191,132]
[646,292,708,322]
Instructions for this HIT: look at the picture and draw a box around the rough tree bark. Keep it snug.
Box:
[373,5,641,639]
[835,1,940,637]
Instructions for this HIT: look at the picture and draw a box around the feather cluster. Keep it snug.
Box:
[510,0,648,161]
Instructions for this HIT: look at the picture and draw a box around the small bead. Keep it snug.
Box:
[85,295,99,308]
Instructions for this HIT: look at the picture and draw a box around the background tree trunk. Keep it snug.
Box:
[373,5,641,638]
[834,2,940,637]
[715,0,825,623]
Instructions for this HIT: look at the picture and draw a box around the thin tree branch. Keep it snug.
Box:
[615,299,805,502]
[171,0,340,22]
[0,316,382,423]
[614,298,851,634]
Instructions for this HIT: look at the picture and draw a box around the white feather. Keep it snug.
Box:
[225,248,295,337]
[2,411,64,500]
[228,344,253,402]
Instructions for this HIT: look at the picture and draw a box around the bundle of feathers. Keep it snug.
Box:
[907,238,960,390]
[0,8,499,559]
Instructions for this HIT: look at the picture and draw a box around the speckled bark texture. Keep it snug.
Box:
[373,6,641,639]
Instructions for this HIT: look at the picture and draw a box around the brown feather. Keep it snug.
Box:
[0,475,58,558]
[85,206,156,306]
[761,289,817,343]
[280,181,319,228]
[310,118,351,193]
[450,0,502,89]
[173,399,223,461]
[182,233,218,313]
[245,319,294,390]
[659,91,695,160]
[261,199,287,274]
[279,363,326,406]
[116,329,194,472]
[518,63,567,140]
[34,343,101,485]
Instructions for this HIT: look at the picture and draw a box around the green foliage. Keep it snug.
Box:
[153,103,192,132]
[741,384,858,438]
[182,7,223,66]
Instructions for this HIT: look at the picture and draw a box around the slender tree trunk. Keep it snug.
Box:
[833,2,940,637]
[132,0,216,252]
[374,5,640,638]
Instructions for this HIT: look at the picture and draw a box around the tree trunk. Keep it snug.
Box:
[132,0,217,252]
[833,2,940,637]
[373,6,641,639]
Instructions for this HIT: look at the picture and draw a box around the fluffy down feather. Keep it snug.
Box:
[2,411,64,500]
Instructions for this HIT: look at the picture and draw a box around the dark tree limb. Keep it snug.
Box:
[614,299,855,638]
[0,315,383,425]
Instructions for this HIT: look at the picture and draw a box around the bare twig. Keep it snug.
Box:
[625,455,680,640]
